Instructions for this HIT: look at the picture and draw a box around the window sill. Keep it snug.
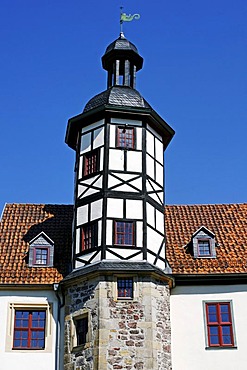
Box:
[205,346,237,350]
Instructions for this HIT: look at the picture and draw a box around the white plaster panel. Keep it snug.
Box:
[155,138,164,163]
[75,260,84,269]
[100,147,104,171]
[171,285,247,370]
[82,186,99,198]
[148,178,163,192]
[127,151,142,172]
[154,255,166,270]
[109,149,124,171]
[107,248,142,260]
[76,228,80,254]
[107,198,123,218]
[156,209,164,233]
[105,251,119,260]
[98,220,102,246]
[79,251,97,262]
[90,199,103,221]
[136,127,142,150]
[147,203,155,228]
[78,156,83,179]
[110,118,142,126]
[109,125,115,147]
[136,221,143,248]
[146,155,155,179]
[147,226,163,254]
[129,177,142,192]
[106,220,113,245]
[77,205,88,226]
[80,132,91,154]
[146,130,155,157]
[147,124,162,141]
[108,175,121,189]
[126,199,143,219]
[81,119,104,134]
[156,162,164,186]
[93,127,104,149]
[91,252,101,264]
[111,184,139,193]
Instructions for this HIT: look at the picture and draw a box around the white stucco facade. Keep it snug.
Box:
[171,284,247,370]
[0,289,59,370]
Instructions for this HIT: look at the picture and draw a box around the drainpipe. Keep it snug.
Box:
[54,283,65,370]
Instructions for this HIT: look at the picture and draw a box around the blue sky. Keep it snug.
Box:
[0,0,246,212]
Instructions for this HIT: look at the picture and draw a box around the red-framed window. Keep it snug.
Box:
[114,221,135,246]
[13,310,46,349]
[33,247,49,265]
[198,239,211,257]
[81,222,97,251]
[83,150,99,177]
[117,127,135,149]
[117,278,133,298]
[206,302,234,347]
[75,316,88,345]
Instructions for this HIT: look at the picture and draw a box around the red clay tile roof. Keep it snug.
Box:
[1,203,247,284]
[165,203,247,274]
[0,204,73,284]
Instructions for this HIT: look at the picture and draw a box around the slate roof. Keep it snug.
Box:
[165,203,247,274]
[83,86,151,113]
[0,204,73,285]
[1,203,247,285]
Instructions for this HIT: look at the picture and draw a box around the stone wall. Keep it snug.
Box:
[64,274,172,370]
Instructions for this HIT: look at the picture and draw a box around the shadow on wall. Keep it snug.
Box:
[23,204,74,277]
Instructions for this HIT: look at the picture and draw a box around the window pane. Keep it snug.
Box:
[207,305,217,323]
[222,326,232,344]
[117,278,133,298]
[220,305,230,322]
[209,327,219,345]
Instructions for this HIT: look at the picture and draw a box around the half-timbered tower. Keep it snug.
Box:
[66,33,174,270]
[63,33,175,370]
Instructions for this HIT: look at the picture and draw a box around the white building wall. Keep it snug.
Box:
[0,290,58,370]
[171,284,247,370]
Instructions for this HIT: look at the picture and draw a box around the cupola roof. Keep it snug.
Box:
[83,86,151,113]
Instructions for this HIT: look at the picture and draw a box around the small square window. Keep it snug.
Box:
[205,302,235,347]
[83,150,99,177]
[34,247,49,265]
[81,222,98,251]
[75,317,88,346]
[117,278,133,299]
[117,127,135,149]
[198,240,211,257]
[13,310,46,349]
[114,221,135,246]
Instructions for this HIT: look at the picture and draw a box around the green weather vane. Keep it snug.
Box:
[120,7,140,34]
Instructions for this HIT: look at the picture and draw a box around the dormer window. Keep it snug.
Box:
[34,247,49,265]
[198,239,211,257]
[28,232,54,267]
[191,226,216,258]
